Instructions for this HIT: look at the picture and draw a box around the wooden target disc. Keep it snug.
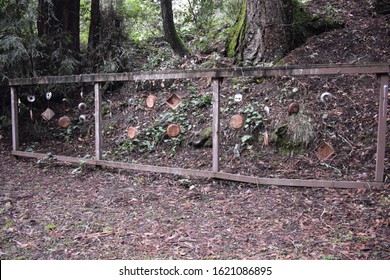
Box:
[58,116,71,128]
[146,95,156,108]
[167,124,181,138]
[127,127,138,139]
[229,114,244,129]
[287,102,300,116]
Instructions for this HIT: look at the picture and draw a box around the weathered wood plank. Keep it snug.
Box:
[94,83,103,160]
[212,78,222,172]
[10,87,19,151]
[212,172,379,188]
[8,64,389,86]
[12,151,97,165]
[96,160,215,178]
[11,151,380,188]
[11,150,214,178]
[375,74,389,182]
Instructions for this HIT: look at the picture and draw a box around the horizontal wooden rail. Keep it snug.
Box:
[8,63,390,86]
[12,151,380,188]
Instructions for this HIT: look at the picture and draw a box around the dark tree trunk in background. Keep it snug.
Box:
[228,0,293,64]
[37,0,80,54]
[373,0,390,14]
[37,0,48,38]
[88,0,101,49]
[160,0,189,57]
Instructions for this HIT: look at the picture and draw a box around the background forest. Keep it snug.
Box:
[0,0,242,81]
[1,0,386,79]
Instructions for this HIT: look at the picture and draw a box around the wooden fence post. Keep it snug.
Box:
[94,83,102,160]
[212,78,222,173]
[375,74,389,182]
[10,86,19,151]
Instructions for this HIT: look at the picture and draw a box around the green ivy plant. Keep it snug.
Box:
[243,102,264,132]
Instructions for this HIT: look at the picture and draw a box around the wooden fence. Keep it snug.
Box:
[8,63,390,188]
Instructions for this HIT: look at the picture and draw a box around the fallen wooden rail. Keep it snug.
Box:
[11,150,378,188]
[8,63,390,188]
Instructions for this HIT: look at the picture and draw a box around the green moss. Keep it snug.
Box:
[226,0,343,61]
[279,142,304,156]
[191,126,213,148]
[200,126,213,147]
[291,0,313,47]
[274,59,286,66]
[227,0,247,59]
[258,133,264,144]
[2,220,14,230]
[201,126,213,138]
[45,224,57,231]
[291,0,344,49]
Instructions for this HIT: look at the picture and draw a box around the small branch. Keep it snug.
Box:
[320,162,342,176]
[320,208,335,232]
[337,133,354,156]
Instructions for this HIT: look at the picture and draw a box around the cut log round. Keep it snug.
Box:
[58,116,71,128]
[288,102,300,115]
[127,127,138,139]
[146,95,156,108]
[167,124,181,138]
[229,114,244,129]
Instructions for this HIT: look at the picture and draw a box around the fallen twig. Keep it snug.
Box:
[74,230,115,240]
[320,162,342,176]
[337,133,354,156]
[320,208,335,232]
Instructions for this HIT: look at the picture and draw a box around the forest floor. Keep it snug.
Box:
[0,0,389,260]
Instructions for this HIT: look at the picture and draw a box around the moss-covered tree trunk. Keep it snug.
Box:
[227,0,247,60]
[228,0,293,64]
[160,0,189,57]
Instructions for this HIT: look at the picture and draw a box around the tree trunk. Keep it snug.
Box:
[228,0,293,64]
[68,0,80,54]
[37,0,80,54]
[160,0,189,57]
[373,0,390,14]
[88,0,101,50]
